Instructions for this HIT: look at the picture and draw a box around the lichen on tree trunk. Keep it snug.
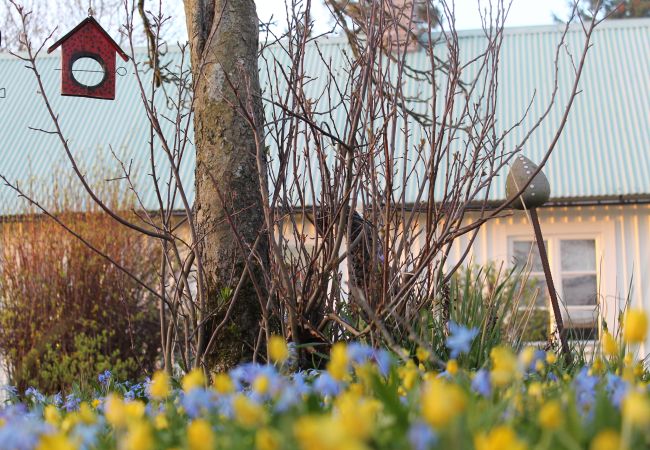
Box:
[184,0,268,372]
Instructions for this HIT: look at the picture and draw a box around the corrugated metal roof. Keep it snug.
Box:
[0,18,648,214]
[0,45,195,214]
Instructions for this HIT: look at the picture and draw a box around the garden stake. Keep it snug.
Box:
[529,208,572,363]
[506,155,572,364]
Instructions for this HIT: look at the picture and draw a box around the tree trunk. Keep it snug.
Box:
[184,0,267,372]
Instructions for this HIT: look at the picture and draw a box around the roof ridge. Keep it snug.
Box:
[3,17,647,61]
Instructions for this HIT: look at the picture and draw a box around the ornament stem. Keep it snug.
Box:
[529,208,572,364]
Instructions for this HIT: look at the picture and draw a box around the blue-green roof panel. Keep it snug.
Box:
[0,18,649,215]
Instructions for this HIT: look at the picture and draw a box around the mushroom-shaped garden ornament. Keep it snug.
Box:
[505,154,571,363]
[505,155,550,210]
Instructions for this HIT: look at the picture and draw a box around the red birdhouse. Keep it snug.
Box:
[47,16,128,100]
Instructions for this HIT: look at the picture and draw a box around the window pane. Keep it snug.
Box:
[513,240,545,272]
[561,239,596,272]
[562,274,597,306]
[518,274,548,308]
[562,306,598,326]
[567,326,598,341]
[513,308,549,342]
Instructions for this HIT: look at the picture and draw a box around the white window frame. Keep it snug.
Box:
[508,232,602,341]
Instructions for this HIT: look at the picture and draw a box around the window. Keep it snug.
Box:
[510,237,599,341]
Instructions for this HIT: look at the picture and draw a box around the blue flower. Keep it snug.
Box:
[312,372,341,397]
[98,370,112,385]
[181,388,217,418]
[528,350,547,373]
[347,343,374,365]
[574,367,599,419]
[446,322,479,358]
[64,393,81,412]
[372,349,393,376]
[24,387,46,404]
[605,373,629,408]
[275,385,300,412]
[123,382,146,401]
[230,362,268,391]
[72,423,101,450]
[408,422,437,450]
[52,392,63,407]
[471,369,491,397]
[0,415,51,450]
[291,371,311,395]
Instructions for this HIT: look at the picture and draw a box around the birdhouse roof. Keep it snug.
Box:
[47,16,129,61]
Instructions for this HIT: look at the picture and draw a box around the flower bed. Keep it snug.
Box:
[1,312,650,450]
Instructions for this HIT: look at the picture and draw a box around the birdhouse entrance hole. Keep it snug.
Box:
[70,53,107,89]
[47,16,128,100]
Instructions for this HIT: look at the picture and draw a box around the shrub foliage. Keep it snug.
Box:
[0,208,160,393]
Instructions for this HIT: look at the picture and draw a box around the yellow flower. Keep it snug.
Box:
[602,332,618,357]
[335,391,381,440]
[446,359,459,375]
[268,335,289,363]
[591,357,605,375]
[519,347,535,368]
[528,382,543,401]
[491,346,518,388]
[124,421,153,450]
[187,419,215,450]
[623,309,648,344]
[634,362,644,378]
[43,404,61,426]
[546,352,557,364]
[589,429,621,450]
[327,342,349,381]
[104,394,126,428]
[91,399,101,409]
[150,370,171,400]
[398,360,419,391]
[474,426,527,450]
[78,402,96,424]
[416,347,430,362]
[154,414,169,430]
[293,415,366,450]
[182,368,206,392]
[256,428,281,450]
[624,353,633,366]
[61,414,80,433]
[347,383,364,397]
[124,400,146,421]
[421,378,466,428]
[253,374,269,395]
[538,400,562,430]
[232,394,267,427]
[355,363,377,391]
[213,373,234,394]
[36,433,77,450]
[623,391,650,427]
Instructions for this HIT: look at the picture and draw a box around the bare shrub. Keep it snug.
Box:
[3,0,605,372]
[0,184,160,393]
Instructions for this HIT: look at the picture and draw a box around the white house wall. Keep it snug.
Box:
[275,204,649,345]
[436,204,650,353]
